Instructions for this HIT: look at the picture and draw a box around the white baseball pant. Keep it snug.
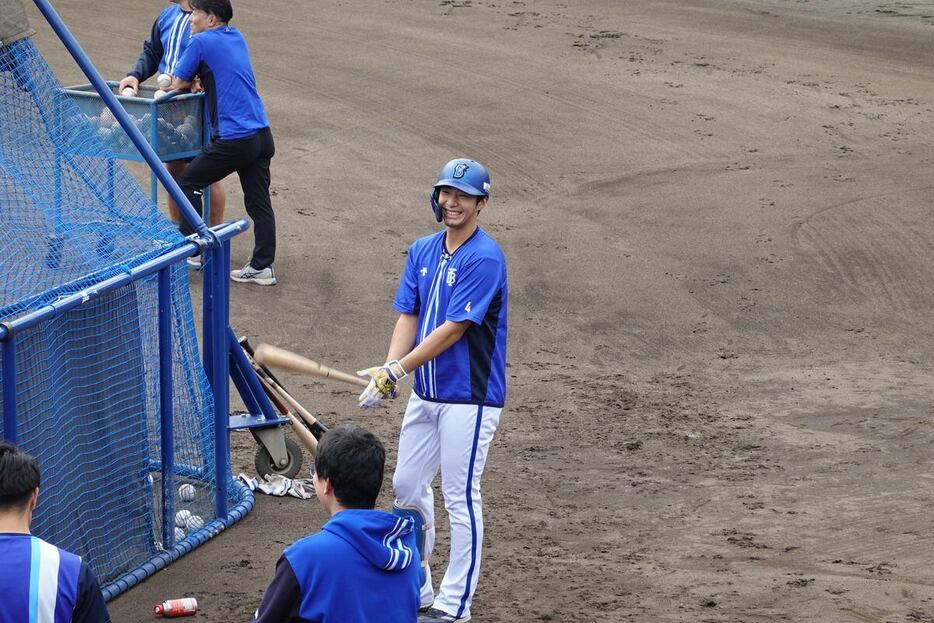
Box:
[392,393,501,620]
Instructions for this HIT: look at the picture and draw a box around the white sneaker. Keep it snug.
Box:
[230,263,277,286]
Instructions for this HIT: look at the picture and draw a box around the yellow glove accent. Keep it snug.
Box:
[356,361,408,408]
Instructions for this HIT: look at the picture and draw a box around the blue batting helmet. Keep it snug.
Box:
[429,158,491,222]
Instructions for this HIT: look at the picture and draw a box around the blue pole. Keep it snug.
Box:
[1,336,16,443]
[157,268,176,548]
[212,243,229,517]
[30,0,210,238]
[150,104,158,213]
[227,327,279,421]
[228,352,263,417]
[202,253,214,406]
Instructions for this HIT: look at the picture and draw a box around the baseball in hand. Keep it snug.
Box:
[157,73,172,89]
[178,483,196,502]
[174,509,192,527]
[186,514,205,531]
[121,87,135,97]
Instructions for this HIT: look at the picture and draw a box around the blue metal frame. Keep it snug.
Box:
[0,0,295,602]
[0,224,245,339]
[227,327,287,429]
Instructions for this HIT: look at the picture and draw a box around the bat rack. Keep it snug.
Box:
[226,331,307,480]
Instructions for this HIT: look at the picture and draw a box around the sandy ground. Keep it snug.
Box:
[25,0,934,620]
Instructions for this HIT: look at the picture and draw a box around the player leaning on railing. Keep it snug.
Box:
[117,0,227,233]
[170,0,278,286]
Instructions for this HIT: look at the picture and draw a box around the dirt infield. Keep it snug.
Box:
[28,0,934,620]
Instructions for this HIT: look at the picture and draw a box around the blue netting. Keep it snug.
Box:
[0,37,237,589]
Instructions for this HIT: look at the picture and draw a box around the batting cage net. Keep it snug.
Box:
[0,35,241,594]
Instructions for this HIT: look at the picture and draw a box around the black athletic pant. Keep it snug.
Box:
[179,127,276,270]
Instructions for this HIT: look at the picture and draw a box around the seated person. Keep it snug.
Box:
[0,442,111,623]
[253,426,421,622]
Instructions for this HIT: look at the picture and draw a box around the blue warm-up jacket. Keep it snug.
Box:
[253,510,421,623]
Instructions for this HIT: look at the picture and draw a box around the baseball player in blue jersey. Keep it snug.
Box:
[0,442,111,623]
[358,158,508,622]
[253,426,421,623]
[170,0,278,285]
[117,0,226,230]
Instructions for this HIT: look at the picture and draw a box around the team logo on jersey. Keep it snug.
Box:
[446,266,457,286]
[452,163,469,179]
[420,267,428,277]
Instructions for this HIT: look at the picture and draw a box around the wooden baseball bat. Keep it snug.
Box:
[239,337,291,414]
[277,404,319,455]
[239,338,327,455]
[253,344,368,388]
[251,366,320,454]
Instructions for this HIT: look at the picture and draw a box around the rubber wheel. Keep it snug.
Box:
[254,437,303,479]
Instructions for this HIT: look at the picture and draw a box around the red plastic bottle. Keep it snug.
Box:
[154,598,198,617]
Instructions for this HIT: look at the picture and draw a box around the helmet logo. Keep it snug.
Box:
[452,163,470,179]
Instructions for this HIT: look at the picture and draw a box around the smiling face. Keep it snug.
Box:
[436,186,486,231]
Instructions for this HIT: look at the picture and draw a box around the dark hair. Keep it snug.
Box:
[314,426,385,509]
[0,442,40,511]
[189,0,232,23]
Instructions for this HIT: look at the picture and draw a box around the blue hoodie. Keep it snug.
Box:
[253,510,420,623]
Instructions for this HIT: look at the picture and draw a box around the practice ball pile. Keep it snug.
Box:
[82,95,201,156]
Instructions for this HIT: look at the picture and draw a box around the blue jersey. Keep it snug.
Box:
[394,228,508,407]
[175,26,269,140]
[128,5,191,80]
[254,510,420,623]
[0,534,110,623]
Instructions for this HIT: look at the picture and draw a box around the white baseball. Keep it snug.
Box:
[157,73,172,89]
[174,526,186,541]
[185,514,204,531]
[121,87,135,97]
[154,89,167,99]
[174,509,192,527]
[178,483,196,502]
